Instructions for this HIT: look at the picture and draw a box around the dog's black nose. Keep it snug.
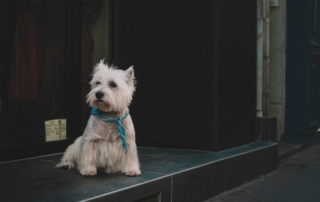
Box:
[95,92,104,99]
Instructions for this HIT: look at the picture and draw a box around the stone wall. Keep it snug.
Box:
[269,0,287,141]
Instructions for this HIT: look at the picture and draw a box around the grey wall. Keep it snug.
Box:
[269,0,287,140]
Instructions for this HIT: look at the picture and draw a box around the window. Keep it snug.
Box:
[0,0,81,162]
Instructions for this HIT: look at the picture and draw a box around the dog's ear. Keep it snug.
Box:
[125,66,134,79]
[93,59,106,73]
[125,66,136,87]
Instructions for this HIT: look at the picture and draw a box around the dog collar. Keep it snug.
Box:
[91,108,130,153]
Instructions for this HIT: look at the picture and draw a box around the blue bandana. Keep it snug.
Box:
[91,108,130,153]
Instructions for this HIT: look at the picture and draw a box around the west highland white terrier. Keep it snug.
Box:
[56,60,141,176]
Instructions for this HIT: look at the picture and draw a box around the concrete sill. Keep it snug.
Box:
[0,142,277,202]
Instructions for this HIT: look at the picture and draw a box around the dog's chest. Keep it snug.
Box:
[92,117,120,143]
[100,122,119,142]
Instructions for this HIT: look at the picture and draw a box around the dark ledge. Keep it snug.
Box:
[0,142,277,202]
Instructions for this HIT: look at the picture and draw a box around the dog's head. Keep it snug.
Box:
[86,60,136,112]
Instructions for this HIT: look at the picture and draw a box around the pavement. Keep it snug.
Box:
[205,141,320,202]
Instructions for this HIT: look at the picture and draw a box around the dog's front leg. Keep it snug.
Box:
[122,140,141,176]
[78,139,99,176]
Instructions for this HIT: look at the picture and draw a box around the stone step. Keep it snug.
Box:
[0,142,277,202]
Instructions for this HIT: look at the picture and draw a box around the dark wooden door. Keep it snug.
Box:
[285,0,320,141]
[114,0,257,151]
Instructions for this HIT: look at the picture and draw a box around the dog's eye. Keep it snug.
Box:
[96,82,101,85]
[109,82,117,88]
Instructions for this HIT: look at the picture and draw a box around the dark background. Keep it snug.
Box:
[114,0,257,151]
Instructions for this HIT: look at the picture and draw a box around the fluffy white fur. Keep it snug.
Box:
[56,60,141,176]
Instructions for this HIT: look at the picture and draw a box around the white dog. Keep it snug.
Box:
[56,60,141,176]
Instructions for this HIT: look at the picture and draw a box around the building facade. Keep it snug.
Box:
[5,0,316,201]
[0,0,262,160]
[265,0,320,143]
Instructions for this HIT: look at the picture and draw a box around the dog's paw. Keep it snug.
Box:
[125,169,141,177]
[105,166,115,174]
[80,169,97,176]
